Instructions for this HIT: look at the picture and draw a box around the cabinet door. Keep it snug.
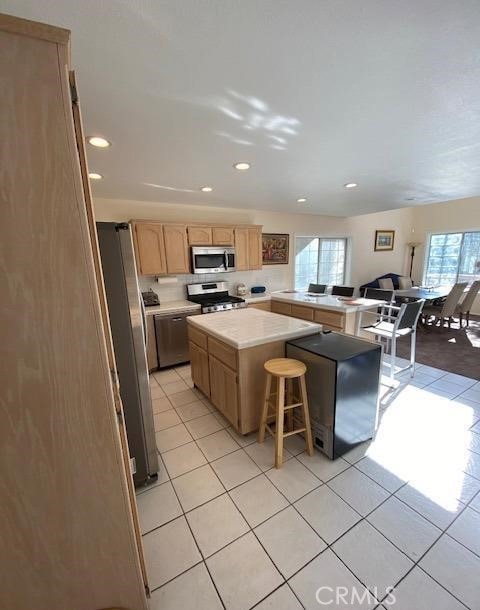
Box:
[248,227,262,270]
[271,301,292,316]
[291,304,314,321]
[188,226,212,245]
[234,227,249,271]
[209,355,238,426]
[190,341,210,397]
[134,223,167,275]
[163,224,190,274]
[212,227,234,245]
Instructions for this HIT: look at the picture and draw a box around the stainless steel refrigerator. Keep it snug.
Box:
[97,222,158,486]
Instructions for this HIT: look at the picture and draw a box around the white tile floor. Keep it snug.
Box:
[139,360,480,610]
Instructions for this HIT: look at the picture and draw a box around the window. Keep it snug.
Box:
[295,237,347,289]
[424,231,480,286]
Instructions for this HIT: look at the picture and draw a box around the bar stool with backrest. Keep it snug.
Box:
[455,280,480,327]
[358,299,425,382]
[308,283,327,294]
[258,358,314,468]
[422,282,468,328]
[331,285,355,297]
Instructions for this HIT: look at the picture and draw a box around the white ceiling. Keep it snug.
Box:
[4,0,480,216]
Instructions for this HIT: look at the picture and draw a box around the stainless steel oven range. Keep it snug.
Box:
[187,281,246,313]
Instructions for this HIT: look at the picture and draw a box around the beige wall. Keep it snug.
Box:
[94,196,479,312]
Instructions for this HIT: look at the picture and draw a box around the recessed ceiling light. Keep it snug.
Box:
[88,136,111,148]
[200,186,213,192]
[88,172,103,180]
[344,182,358,189]
[233,162,251,170]
[297,198,307,203]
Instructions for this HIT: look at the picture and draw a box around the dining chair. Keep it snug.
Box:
[422,282,468,328]
[378,278,394,290]
[398,276,413,289]
[308,283,327,294]
[332,285,355,297]
[455,280,480,327]
[359,299,425,382]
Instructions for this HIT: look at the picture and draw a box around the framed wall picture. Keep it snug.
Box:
[262,233,289,265]
[374,230,395,251]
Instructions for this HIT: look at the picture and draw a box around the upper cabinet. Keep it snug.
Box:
[247,226,262,270]
[132,220,262,275]
[133,222,167,275]
[163,224,190,274]
[212,227,234,245]
[188,226,212,245]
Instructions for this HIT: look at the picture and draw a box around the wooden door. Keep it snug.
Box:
[209,356,238,426]
[189,342,210,396]
[188,225,212,245]
[163,224,190,274]
[0,15,148,610]
[235,227,249,271]
[248,227,263,270]
[134,222,166,275]
[212,226,234,245]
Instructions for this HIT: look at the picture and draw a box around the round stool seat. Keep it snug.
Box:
[264,358,306,378]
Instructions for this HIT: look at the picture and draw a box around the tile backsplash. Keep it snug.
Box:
[138,267,290,302]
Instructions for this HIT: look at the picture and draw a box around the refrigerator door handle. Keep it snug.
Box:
[140,295,147,348]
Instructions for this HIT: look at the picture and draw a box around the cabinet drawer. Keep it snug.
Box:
[188,326,208,350]
[290,304,314,321]
[271,301,292,316]
[208,336,237,370]
[313,309,345,328]
[248,301,271,312]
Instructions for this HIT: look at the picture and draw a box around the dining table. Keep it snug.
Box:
[394,286,451,301]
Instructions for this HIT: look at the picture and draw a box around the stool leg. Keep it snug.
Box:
[299,374,314,456]
[286,378,294,432]
[258,373,271,443]
[275,376,285,468]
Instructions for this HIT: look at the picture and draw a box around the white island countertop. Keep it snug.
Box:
[187,307,321,349]
[271,290,385,313]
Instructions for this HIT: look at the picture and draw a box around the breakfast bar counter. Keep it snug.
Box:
[270,291,385,334]
[187,308,321,433]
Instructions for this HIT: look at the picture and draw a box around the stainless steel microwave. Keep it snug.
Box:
[191,246,236,274]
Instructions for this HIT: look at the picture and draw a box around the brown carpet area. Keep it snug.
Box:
[396,314,480,380]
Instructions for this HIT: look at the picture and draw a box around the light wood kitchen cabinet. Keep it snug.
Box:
[248,300,271,312]
[212,226,235,245]
[133,222,167,275]
[248,226,263,270]
[271,301,293,316]
[189,341,210,396]
[234,227,249,271]
[271,300,354,333]
[146,314,158,371]
[188,225,212,245]
[163,224,190,274]
[1,13,148,609]
[209,355,239,427]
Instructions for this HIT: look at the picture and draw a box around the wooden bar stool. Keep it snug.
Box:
[258,358,314,468]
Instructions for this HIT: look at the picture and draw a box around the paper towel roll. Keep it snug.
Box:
[156,276,179,285]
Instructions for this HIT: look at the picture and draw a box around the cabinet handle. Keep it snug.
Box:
[172,317,183,322]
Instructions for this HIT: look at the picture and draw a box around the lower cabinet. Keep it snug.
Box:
[189,341,210,397]
[209,355,238,427]
[248,300,271,312]
[271,299,354,332]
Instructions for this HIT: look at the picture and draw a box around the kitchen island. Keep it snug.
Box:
[271,291,385,334]
[187,308,321,434]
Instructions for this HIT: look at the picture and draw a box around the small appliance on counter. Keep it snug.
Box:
[141,289,160,307]
[251,286,266,294]
[187,281,246,313]
[236,283,247,296]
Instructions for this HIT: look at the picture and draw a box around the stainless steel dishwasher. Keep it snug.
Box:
[154,309,199,368]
